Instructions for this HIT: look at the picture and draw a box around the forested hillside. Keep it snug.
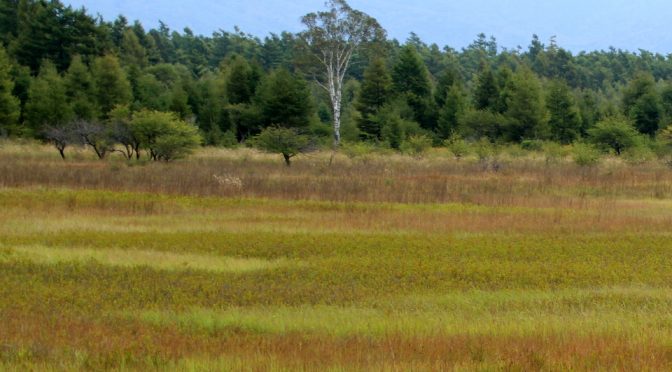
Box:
[1,0,672,152]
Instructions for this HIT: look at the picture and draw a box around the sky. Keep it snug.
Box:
[65,0,672,54]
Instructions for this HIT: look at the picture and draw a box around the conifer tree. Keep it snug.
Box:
[392,45,434,130]
[92,54,132,117]
[355,58,391,140]
[65,55,99,120]
[546,80,581,144]
[474,63,499,112]
[437,84,465,140]
[0,44,20,135]
[504,68,549,141]
[24,60,72,135]
[254,68,312,130]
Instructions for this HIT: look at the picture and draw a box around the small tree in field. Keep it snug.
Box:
[588,116,642,155]
[130,110,202,161]
[299,0,384,146]
[72,120,113,160]
[44,125,77,159]
[253,127,311,166]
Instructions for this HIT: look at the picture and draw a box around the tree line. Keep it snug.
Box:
[1,0,672,162]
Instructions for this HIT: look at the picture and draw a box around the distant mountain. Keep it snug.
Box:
[66,0,672,53]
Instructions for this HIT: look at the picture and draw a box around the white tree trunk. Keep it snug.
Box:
[331,87,342,146]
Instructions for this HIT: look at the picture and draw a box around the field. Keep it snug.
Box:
[2,142,672,371]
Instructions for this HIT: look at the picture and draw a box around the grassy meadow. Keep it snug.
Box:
[2,141,672,370]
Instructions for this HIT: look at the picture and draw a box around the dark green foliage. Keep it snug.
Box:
[503,68,549,141]
[374,99,424,149]
[92,55,132,117]
[355,58,391,140]
[254,69,312,130]
[622,73,661,135]
[546,80,582,144]
[459,109,508,141]
[24,60,72,135]
[225,55,261,105]
[64,55,99,120]
[0,44,19,135]
[120,28,148,68]
[392,45,435,130]
[588,116,642,155]
[474,64,499,112]
[436,85,465,140]
[2,1,672,149]
[11,0,102,72]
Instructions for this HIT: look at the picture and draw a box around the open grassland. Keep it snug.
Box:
[2,143,672,370]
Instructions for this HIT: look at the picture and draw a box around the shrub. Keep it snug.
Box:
[542,141,568,164]
[588,117,642,155]
[459,110,508,141]
[443,134,471,160]
[341,141,378,160]
[520,139,545,152]
[573,143,601,167]
[131,110,202,161]
[400,134,432,157]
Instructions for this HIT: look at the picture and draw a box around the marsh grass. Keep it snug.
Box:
[2,143,672,205]
[2,143,672,370]
[0,245,294,273]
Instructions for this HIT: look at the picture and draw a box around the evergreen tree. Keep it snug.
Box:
[169,84,192,120]
[355,58,392,140]
[504,68,549,141]
[622,73,661,135]
[630,92,661,136]
[437,84,465,140]
[474,63,499,112]
[120,28,148,68]
[225,55,260,105]
[91,54,132,117]
[64,55,98,120]
[392,45,434,130]
[546,80,582,144]
[0,44,20,135]
[434,68,458,108]
[24,60,72,135]
[254,68,312,131]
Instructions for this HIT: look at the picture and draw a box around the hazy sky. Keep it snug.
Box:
[65,0,672,54]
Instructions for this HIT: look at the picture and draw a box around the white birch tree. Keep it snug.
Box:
[299,0,384,146]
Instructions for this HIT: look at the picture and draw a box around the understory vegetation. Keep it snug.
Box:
[1,143,672,370]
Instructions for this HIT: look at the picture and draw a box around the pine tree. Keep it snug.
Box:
[254,68,312,130]
[65,55,99,120]
[437,84,465,140]
[392,45,434,130]
[504,68,549,141]
[474,63,499,112]
[121,28,148,68]
[434,68,458,108]
[622,73,661,135]
[355,58,392,140]
[546,80,581,144]
[92,55,132,117]
[225,55,260,105]
[24,60,72,135]
[0,44,20,135]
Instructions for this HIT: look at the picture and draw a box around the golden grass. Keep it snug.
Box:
[1,142,671,205]
[0,245,294,273]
